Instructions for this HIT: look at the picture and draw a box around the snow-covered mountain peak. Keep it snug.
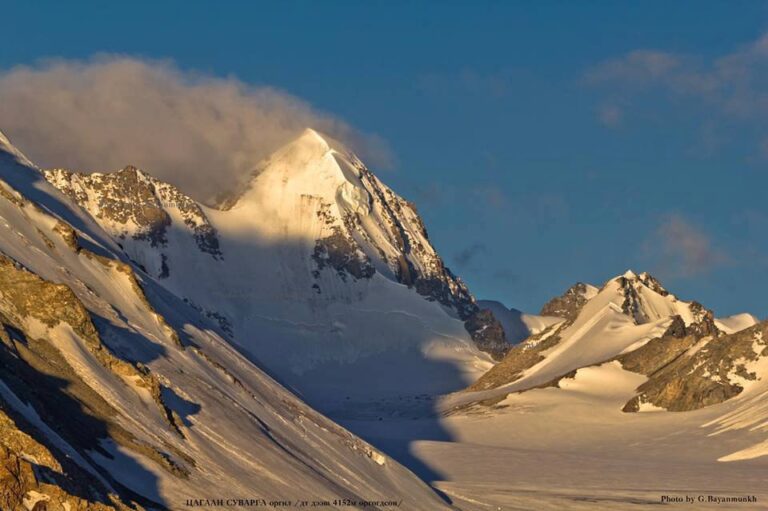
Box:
[211,128,482,321]
[615,269,669,296]
[298,127,339,151]
[601,270,715,330]
[226,127,368,214]
[0,132,452,508]
[621,269,638,279]
[41,127,503,399]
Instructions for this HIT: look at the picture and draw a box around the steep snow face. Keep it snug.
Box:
[43,129,493,407]
[225,129,476,317]
[0,132,452,510]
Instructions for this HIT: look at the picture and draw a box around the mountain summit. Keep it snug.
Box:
[0,128,450,509]
[42,128,506,407]
[465,270,756,395]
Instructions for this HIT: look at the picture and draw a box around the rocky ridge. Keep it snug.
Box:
[44,166,222,277]
[620,321,768,412]
[466,271,732,395]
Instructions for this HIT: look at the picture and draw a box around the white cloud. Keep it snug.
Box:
[0,56,392,203]
[584,33,768,139]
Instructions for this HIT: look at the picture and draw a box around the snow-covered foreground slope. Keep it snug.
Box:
[344,359,768,509]
[0,131,451,509]
[358,271,766,509]
[44,129,498,411]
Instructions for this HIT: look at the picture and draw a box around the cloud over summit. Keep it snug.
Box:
[0,56,391,203]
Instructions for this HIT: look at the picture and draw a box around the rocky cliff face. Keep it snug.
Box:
[621,321,768,412]
[464,309,509,360]
[539,282,597,321]
[0,406,137,511]
[44,166,222,278]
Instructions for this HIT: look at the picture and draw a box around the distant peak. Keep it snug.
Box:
[614,270,668,295]
[216,127,366,211]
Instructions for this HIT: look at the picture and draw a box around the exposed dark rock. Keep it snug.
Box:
[466,321,568,391]
[662,315,688,338]
[159,253,170,279]
[0,403,140,511]
[43,167,223,260]
[312,228,375,281]
[53,220,79,251]
[540,283,592,321]
[636,272,669,296]
[620,321,768,412]
[687,301,720,337]
[464,309,511,360]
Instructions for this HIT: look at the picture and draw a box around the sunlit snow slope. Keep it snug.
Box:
[45,129,496,408]
[458,271,757,405]
[0,130,452,510]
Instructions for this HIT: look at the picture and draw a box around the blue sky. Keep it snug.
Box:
[2,1,767,316]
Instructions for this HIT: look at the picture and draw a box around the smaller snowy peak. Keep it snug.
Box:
[221,128,362,210]
[540,282,599,321]
[605,270,717,334]
[44,166,222,269]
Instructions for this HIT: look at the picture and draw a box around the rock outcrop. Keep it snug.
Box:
[540,282,597,321]
[621,321,768,412]
[44,166,223,268]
